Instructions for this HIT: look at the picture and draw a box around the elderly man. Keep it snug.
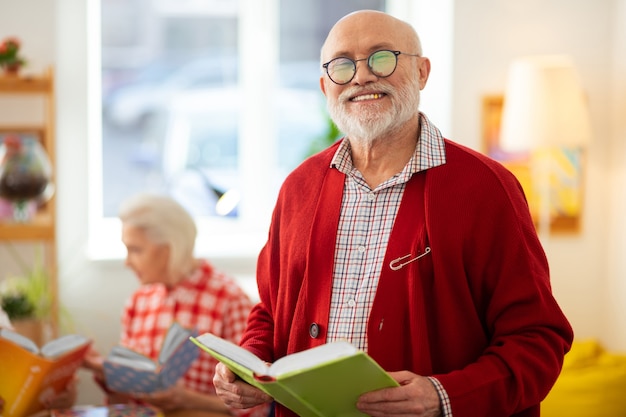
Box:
[214,9,573,417]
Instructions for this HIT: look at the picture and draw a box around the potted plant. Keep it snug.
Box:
[0,247,52,345]
[0,37,27,75]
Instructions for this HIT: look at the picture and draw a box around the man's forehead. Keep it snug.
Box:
[323,13,413,58]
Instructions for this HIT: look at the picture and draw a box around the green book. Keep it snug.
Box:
[190,333,399,417]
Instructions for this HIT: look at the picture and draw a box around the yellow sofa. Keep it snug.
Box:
[541,339,626,416]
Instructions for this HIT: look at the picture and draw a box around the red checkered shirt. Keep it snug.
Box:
[120,260,268,417]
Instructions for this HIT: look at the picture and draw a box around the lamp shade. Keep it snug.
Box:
[499,55,592,152]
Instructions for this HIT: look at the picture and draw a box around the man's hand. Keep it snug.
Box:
[356,371,443,417]
[213,362,273,409]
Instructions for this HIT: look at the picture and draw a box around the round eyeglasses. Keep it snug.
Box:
[322,49,421,85]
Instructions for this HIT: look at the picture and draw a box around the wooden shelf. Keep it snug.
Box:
[0,66,58,338]
[0,211,55,240]
[0,70,53,94]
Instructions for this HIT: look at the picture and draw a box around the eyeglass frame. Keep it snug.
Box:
[322,49,421,85]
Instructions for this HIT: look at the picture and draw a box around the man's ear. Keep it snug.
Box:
[320,76,327,96]
[418,57,431,90]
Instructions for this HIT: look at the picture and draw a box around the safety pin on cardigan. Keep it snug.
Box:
[389,247,431,270]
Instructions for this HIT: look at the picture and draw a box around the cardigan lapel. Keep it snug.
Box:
[367,172,434,373]
[288,167,345,352]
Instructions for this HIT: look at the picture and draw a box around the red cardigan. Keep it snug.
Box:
[241,139,574,417]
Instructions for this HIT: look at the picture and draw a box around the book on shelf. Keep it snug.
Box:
[0,327,92,417]
[190,332,399,417]
[103,321,198,394]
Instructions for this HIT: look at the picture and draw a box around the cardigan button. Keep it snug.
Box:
[309,323,320,338]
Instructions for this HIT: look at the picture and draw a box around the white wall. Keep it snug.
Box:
[1,0,625,405]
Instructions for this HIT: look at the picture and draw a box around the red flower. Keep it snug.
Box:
[1,37,20,49]
[3,135,22,149]
[0,37,26,70]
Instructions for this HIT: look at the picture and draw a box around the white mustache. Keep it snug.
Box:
[338,84,396,102]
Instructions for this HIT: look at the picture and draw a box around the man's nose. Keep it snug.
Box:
[351,60,377,84]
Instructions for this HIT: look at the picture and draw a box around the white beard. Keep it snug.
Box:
[327,75,421,144]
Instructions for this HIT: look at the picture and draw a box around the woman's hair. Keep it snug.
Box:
[118,193,197,276]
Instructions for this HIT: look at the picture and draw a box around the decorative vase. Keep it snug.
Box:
[0,134,53,222]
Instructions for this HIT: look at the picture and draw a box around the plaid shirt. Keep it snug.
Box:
[327,113,446,349]
[120,260,268,417]
[327,113,452,416]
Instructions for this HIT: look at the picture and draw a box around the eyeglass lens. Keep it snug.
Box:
[326,50,398,85]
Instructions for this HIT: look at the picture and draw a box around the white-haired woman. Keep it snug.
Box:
[84,194,269,417]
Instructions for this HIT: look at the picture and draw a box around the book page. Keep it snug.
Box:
[106,346,157,371]
[268,341,357,377]
[41,334,90,358]
[0,328,38,354]
[193,333,269,376]
[158,322,190,364]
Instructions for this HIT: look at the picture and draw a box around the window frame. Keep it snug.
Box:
[88,0,281,260]
[87,0,452,261]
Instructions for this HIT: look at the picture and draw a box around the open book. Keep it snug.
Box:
[103,322,198,393]
[0,328,92,417]
[190,333,399,417]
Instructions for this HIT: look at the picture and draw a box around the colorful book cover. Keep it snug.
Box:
[0,331,92,417]
[103,322,199,393]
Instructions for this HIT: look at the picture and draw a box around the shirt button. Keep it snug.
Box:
[358,246,366,253]
[368,192,375,201]
[347,299,356,307]
[309,323,320,338]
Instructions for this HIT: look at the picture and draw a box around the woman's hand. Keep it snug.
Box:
[82,346,104,375]
[41,375,79,409]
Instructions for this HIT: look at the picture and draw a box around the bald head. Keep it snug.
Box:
[321,10,422,64]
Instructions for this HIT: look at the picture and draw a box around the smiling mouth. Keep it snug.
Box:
[350,93,386,102]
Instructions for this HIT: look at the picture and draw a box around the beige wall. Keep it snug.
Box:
[607,0,626,349]
[1,0,625,405]
[451,0,616,346]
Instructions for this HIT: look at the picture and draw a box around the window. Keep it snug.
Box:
[92,0,387,258]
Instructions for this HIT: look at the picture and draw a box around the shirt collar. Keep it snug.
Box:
[330,112,447,178]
